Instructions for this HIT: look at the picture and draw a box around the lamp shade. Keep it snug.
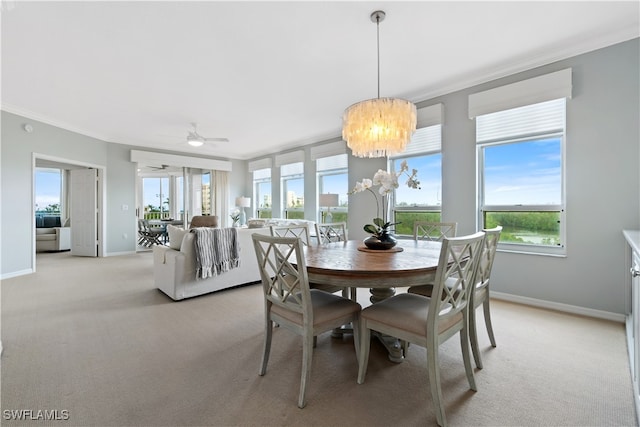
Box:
[319,193,339,208]
[343,97,417,158]
[235,196,251,208]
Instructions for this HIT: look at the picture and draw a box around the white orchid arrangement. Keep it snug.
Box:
[350,160,420,238]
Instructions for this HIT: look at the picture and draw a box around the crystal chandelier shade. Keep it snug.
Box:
[342,10,417,158]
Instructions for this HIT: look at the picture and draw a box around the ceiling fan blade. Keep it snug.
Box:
[204,137,229,143]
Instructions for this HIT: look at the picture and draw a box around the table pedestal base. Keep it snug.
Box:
[373,332,404,363]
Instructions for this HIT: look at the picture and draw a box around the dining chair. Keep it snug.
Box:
[413,221,458,241]
[251,233,361,409]
[314,222,347,245]
[468,226,502,368]
[357,231,485,427]
[269,224,311,245]
[312,222,355,300]
[408,226,502,369]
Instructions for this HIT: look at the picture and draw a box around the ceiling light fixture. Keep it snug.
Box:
[342,10,417,158]
[187,136,204,147]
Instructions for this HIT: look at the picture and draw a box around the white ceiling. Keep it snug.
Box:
[2,1,638,160]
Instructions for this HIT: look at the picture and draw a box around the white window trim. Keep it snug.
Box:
[477,134,567,257]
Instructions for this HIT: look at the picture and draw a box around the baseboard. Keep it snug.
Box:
[1,268,34,280]
[492,291,626,323]
[104,251,138,257]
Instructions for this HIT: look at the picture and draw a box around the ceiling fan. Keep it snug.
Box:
[148,164,169,171]
[186,122,229,147]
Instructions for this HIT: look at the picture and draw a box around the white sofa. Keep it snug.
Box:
[153,227,272,300]
[36,227,71,252]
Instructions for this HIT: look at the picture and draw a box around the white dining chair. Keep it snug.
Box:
[413,221,458,241]
[269,224,311,245]
[314,222,347,245]
[408,226,502,369]
[252,233,361,408]
[357,231,486,427]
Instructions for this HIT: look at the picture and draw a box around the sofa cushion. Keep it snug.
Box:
[37,234,56,241]
[36,228,56,236]
[167,224,188,250]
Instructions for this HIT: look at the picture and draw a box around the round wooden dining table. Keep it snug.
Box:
[303,239,442,302]
[302,239,443,362]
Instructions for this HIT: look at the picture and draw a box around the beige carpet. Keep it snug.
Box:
[1,251,636,426]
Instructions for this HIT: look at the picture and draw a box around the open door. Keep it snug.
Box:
[70,168,98,257]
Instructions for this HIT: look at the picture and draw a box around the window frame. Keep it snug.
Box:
[280,162,304,219]
[253,168,272,219]
[389,123,443,238]
[477,126,566,257]
[316,153,349,224]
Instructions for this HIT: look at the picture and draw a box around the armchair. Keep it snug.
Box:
[36,227,71,252]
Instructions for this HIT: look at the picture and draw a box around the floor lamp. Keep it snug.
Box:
[319,194,339,223]
[235,196,251,226]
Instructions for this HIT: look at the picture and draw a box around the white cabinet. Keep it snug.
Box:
[624,230,640,425]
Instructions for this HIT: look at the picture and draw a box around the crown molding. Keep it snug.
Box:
[1,103,115,143]
[406,27,639,104]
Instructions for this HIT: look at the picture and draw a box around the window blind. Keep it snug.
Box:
[281,162,304,177]
[316,154,348,172]
[253,168,271,180]
[391,124,441,158]
[476,98,565,143]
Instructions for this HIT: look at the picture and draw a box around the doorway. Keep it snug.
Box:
[32,154,105,269]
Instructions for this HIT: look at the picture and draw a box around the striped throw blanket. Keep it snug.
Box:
[191,227,240,279]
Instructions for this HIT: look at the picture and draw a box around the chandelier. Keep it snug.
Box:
[342,10,417,158]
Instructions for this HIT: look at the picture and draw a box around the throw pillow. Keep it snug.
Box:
[247,219,266,228]
[167,224,188,250]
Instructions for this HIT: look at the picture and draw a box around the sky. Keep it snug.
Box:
[34,169,61,210]
[483,138,561,205]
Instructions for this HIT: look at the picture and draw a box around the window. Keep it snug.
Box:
[253,168,272,219]
[281,162,304,219]
[142,177,169,219]
[201,172,212,215]
[391,123,443,236]
[35,168,63,227]
[477,98,565,255]
[176,176,184,220]
[316,154,348,224]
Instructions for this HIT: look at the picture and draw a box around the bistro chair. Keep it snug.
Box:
[408,226,502,369]
[357,232,486,427]
[138,219,163,247]
[413,221,458,242]
[251,233,361,408]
